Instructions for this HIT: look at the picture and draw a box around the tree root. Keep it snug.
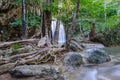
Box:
[0,37,66,74]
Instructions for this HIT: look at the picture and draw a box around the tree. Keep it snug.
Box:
[41,0,52,42]
[22,0,27,39]
[54,1,62,44]
[71,0,80,34]
[67,0,80,40]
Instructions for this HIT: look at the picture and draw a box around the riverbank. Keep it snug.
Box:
[0,41,120,80]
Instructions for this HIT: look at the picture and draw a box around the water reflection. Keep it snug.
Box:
[64,47,120,80]
[104,47,120,63]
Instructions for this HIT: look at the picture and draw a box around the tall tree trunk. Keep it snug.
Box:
[67,0,80,44]
[22,0,27,39]
[54,20,60,44]
[54,8,61,44]
[89,23,95,41]
[71,0,80,35]
[41,0,52,40]
[41,12,46,37]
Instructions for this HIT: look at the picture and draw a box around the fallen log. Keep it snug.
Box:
[0,51,37,65]
[0,39,39,49]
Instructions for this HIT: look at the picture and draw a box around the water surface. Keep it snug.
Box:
[64,47,120,80]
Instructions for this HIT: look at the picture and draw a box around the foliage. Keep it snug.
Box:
[10,18,22,27]
[10,14,41,28]
[10,0,44,6]
[5,0,120,45]
[26,13,41,28]
[9,43,21,56]
[10,0,21,6]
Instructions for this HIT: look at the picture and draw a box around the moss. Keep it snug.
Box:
[87,50,111,64]
[9,43,21,56]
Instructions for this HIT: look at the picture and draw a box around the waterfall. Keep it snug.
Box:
[58,22,66,46]
[51,19,66,46]
[51,20,57,39]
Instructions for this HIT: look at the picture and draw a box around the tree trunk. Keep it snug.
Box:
[71,0,80,35]
[54,20,60,44]
[22,0,27,39]
[54,8,61,44]
[89,23,95,41]
[41,0,52,40]
[67,0,80,49]
[41,12,46,37]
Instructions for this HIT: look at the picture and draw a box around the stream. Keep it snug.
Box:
[51,19,120,80]
[64,47,120,80]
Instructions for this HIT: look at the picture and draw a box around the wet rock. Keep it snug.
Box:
[10,65,63,79]
[82,43,104,49]
[64,52,83,66]
[85,49,111,64]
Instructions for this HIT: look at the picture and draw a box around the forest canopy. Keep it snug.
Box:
[0,0,120,46]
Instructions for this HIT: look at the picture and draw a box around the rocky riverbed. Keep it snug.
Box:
[0,44,120,80]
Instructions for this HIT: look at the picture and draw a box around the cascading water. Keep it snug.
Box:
[51,20,56,39]
[58,22,66,46]
[51,19,66,46]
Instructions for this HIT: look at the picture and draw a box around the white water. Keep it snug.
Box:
[83,69,97,80]
[51,20,56,39]
[51,20,66,46]
[63,47,120,80]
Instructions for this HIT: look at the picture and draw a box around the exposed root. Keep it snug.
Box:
[0,37,66,74]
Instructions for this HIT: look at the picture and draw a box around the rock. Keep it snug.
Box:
[37,37,46,47]
[64,52,83,67]
[69,38,104,51]
[82,43,105,49]
[10,65,63,79]
[69,39,84,51]
[83,49,111,64]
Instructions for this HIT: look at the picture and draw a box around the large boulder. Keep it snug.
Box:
[64,52,83,67]
[10,65,63,79]
[83,49,111,64]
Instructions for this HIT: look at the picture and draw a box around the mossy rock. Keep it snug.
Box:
[87,49,111,64]
[64,52,83,67]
